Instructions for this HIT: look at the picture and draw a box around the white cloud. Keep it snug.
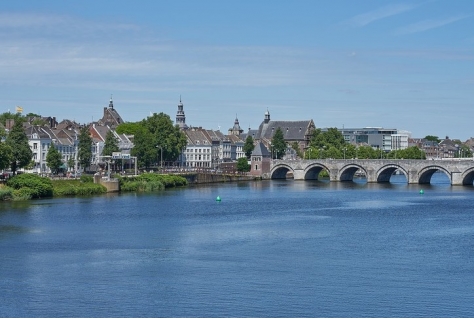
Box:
[394,14,471,35]
[346,3,416,27]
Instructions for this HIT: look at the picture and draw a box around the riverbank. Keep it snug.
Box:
[0,173,189,201]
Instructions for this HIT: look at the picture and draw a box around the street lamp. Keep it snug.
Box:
[344,147,347,160]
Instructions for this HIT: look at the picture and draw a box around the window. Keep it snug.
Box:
[33,143,38,150]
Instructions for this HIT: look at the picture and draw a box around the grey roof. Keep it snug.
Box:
[255,120,314,141]
[252,142,270,157]
[185,129,211,146]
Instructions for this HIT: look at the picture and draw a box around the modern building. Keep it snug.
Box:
[338,127,410,151]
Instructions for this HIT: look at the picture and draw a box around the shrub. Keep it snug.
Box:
[52,179,107,197]
[118,173,186,192]
[6,174,53,199]
[80,175,93,183]
[0,188,13,201]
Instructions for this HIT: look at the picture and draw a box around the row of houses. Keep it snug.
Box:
[4,96,474,175]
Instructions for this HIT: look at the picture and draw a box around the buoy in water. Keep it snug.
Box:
[216,196,221,202]
[419,189,424,194]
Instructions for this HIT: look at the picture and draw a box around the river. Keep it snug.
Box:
[1,174,473,317]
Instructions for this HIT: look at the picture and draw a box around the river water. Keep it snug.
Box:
[1,174,473,317]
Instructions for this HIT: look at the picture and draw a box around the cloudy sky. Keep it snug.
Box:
[1,0,473,139]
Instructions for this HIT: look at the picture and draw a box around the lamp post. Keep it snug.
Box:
[344,147,347,160]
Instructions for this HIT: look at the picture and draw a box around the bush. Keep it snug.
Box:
[6,174,53,199]
[52,179,107,197]
[80,175,93,183]
[0,187,13,201]
[118,173,186,192]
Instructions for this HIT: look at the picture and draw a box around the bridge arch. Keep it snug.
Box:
[270,164,294,179]
[376,164,408,183]
[338,164,366,182]
[461,167,474,186]
[304,163,330,180]
[417,165,451,184]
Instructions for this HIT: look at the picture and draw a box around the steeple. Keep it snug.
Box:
[264,108,270,124]
[176,96,188,130]
[109,94,114,109]
[228,114,243,136]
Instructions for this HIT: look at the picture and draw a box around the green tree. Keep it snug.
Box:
[5,120,33,174]
[131,127,156,169]
[116,122,142,135]
[67,157,75,171]
[271,127,286,159]
[290,141,303,159]
[46,144,62,174]
[310,127,345,150]
[0,142,13,170]
[0,112,24,127]
[102,130,120,156]
[78,126,93,171]
[424,135,440,143]
[388,146,425,159]
[236,157,250,172]
[243,135,255,159]
[457,144,473,158]
[357,145,378,159]
[129,113,187,169]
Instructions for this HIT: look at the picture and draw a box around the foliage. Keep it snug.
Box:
[131,127,155,169]
[0,187,13,201]
[131,113,187,169]
[102,130,120,156]
[6,174,53,199]
[78,126,93,170]
[67,157,75,170]
[271,127,286,159]
[5,120,33,174]
[118,173,187,192]
[456,144,472,158]
[387,146,425,159]
[25,112,42,118]
[290,141,303,159]
[310,127,346,150]
[236,157,250,172]
[0,142,13,170]
[80,175,93,183]
[424,135,440,143]
[0,112,24,127]
[243,135,255,159]
[51,179,107,197]
[46,144,63,174]
[116,122,142,135]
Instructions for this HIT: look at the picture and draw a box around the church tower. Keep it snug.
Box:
[176,96,188,130]
[264,108,270,124]
[228,115,244,136]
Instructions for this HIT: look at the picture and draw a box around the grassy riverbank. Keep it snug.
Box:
[0,173,188,201]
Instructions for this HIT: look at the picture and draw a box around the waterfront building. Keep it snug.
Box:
[250,141,271,176]
[254,109,315,153]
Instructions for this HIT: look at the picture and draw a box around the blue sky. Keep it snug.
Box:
[1,0,473,139]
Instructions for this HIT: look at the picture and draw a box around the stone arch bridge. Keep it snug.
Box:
[269,159,474,186]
